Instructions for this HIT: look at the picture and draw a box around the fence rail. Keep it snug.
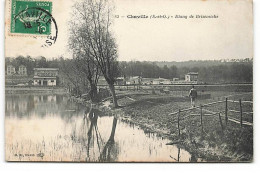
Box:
[169,97,253,137]
[229,109,253,114]
[227,100,253,104]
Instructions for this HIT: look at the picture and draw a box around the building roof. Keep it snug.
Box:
[34,68,59,71]
[153,78,170,81]
[130,76,141,79]
[187,72,198,75]
[117,77,125,80]
[33,76,57,79]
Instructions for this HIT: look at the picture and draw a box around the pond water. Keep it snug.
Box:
[5,94,192,162]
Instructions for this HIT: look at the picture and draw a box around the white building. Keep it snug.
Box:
[152,78,171,85]
[6,65,15,75]
[185,72,198,82]
[33,68,59,86]
[18,65,27,76]
[126,76,142,85]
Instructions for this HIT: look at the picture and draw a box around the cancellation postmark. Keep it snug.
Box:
[9,0,58,47]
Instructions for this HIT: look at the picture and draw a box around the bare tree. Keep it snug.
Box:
[69,20,101,102]
[59,58,87,96]
[75,55,100,102]
[70,0,119,107]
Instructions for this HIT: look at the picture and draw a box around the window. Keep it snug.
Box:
[51,80,54,82]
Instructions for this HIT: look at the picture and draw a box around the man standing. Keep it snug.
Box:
[189,85,197,107]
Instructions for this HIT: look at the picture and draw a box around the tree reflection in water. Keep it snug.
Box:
[170,147,180,162]
[99,117,118,162]
[83,105,118,162]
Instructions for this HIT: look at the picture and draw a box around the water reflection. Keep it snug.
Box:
[5,94,192,162]
[79,106,119,162]
[99,117,118,162]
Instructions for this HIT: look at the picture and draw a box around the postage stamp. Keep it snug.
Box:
[8,0,58,47]
[10,0,53,35]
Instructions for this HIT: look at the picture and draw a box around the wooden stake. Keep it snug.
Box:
[239,99,243,127]
[200,105,203,133]
[178,109,181,137]
[218,113,224,133]
[225,98,228,126]
[177,147,180,162]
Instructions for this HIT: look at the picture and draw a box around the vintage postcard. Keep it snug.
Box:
[4,0,253,162]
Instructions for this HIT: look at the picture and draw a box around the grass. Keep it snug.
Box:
[113,91,253,162]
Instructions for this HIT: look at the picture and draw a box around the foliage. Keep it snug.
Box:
[119,59,253,83]
[6,56,253,84]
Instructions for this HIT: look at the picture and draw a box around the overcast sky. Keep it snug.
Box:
[5,0,253,61]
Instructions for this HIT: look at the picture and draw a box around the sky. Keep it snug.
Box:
[5,0,253,61]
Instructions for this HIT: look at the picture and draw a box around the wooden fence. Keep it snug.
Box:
[169,98,253,137]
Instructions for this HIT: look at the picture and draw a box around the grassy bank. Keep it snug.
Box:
[70,90,253,162]
[104,91,253,162]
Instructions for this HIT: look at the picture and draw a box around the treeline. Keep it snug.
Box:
[119,61,178,79]
[119,60,253,83]
[6,56,253,84]
[5,56,60,76]
[154,58,253,68]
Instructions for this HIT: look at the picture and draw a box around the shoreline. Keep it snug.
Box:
[5,86,67,94]
[69,92,253,162]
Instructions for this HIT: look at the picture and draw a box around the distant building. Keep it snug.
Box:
[152,78,171,85]
[115,77,125,85]
[185,72,198,82]
[6,65,15,76]
[126,76,142,85]
[18,65,27,76]
[33,68,59,86]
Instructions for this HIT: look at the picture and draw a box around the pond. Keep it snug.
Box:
[5,94,193,162]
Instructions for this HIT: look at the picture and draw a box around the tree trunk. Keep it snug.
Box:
[108,83,118,108]
[108,117,118,142]
[89,83,98,103]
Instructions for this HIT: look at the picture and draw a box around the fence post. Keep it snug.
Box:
[200,105,203,133]
[177,147,180,162]
[178,109,181,137]
[225,98,228,126]
[218,113,224,133]
[239,99,243,127]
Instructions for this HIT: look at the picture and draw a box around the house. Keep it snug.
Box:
[6,65,16,75]
[115,77,125,85]
[185,72,198,82]
[33,68,59,86]
[18,65,27,76]
[126,76,142,85]
[152,78,171,85]
[97,76,126,86]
